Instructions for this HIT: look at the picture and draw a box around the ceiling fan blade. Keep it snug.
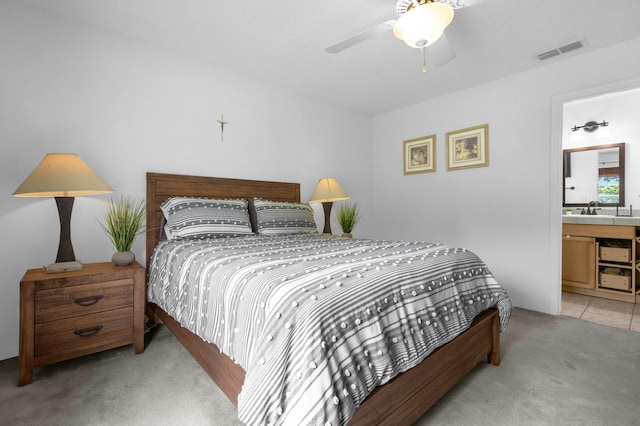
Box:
[454,0,489,7]
[325,20,395,54]
[396,0,488,14]
[425,32,456,66]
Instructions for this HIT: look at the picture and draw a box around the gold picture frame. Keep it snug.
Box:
[445,124,489,171]
[403,135,436,175]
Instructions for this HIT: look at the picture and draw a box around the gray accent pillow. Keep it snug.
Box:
[253,198,318,235]
[161,197,253,240]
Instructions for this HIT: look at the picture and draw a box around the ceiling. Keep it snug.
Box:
[18,0,640,116]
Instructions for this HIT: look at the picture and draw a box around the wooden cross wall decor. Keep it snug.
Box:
[217,115,228,141]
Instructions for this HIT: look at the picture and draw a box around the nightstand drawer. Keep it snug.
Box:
[34,307,133,357]
[35,279,133,323]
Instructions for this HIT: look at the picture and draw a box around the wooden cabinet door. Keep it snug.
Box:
[562,235,596,288]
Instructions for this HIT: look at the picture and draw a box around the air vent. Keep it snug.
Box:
[537,49,561,61]
[558,40,584,54]
[536,39,586,61]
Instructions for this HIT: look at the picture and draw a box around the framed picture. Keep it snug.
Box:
[403,135,436,175]
[445,124,489,171]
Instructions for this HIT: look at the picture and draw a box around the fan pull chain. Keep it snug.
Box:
[421,47,427,73]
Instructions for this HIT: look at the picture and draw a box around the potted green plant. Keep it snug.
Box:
[335,202,360,238]
[99,196,145,265]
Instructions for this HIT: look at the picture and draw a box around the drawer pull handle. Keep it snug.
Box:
[73,325,103,337]
[73,295,104,306]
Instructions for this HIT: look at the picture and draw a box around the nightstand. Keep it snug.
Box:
[19,261,145,386]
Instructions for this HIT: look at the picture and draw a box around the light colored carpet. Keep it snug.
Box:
[2,308,639,425]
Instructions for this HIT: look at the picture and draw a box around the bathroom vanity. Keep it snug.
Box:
[562,216,640,304]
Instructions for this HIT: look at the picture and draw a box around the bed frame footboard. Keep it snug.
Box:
[150,302,500,425]
[350,308,500,425]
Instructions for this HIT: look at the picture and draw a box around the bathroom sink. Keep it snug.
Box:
[562,215,613,225]
[612,216,640,226]
[562,215,640,226]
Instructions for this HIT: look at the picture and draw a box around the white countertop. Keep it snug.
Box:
[562,214,640,226]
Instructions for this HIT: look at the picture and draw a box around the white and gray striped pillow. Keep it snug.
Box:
[161,197,253,240]
[253,198,318,235]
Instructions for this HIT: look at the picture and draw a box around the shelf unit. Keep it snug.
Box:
[562,223,640,304]
[637,235,640,303]
[596,238,634,292]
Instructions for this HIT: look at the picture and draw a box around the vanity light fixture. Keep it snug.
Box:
[597,122,610,138]
[570,120,610,141]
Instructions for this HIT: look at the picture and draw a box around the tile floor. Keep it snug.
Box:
[562,291,640,332]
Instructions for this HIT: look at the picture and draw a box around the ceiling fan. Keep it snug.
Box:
[325,0,489,69]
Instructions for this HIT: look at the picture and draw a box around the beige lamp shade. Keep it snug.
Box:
[13,153,113,273]
[13,153,113,197]
[309,177,350,203]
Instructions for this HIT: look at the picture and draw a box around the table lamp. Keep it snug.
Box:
[13,153,113,273]
[309,177,349,234]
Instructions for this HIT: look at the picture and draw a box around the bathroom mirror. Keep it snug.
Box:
[563,142,625,207]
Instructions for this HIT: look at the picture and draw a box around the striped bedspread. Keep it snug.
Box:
[147,234,511,426]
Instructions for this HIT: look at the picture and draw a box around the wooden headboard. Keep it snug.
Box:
[145,172,301,277]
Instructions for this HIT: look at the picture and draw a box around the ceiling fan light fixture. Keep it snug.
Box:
[393,2,454,48]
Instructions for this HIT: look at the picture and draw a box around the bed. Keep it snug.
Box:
[145,172,511,425]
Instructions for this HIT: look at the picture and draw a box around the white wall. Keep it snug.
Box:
[3,0,640,362]
[371,37,640,315]
[0,1,373,360]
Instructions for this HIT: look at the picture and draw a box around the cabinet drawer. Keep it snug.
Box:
[599,273,631,291]
[34,307,133,357]
[599,247,631,263]
[35,279,133,323]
